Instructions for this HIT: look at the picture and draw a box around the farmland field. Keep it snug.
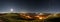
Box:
[0,13,60,22]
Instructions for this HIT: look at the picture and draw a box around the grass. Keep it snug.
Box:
[0,13,44,22]
[1,13,58,22]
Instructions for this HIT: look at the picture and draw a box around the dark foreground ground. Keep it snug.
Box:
[0,13,60,22]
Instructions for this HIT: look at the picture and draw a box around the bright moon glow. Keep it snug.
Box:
[11,8,13,12]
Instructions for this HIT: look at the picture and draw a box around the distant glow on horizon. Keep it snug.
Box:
[39,13,44,15]
[20,11,27,13]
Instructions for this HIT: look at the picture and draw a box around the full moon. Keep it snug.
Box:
[10,8,13,12]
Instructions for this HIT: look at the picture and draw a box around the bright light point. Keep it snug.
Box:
[39,17,43,19]
[10,8,13,12]
[35,16,43,19]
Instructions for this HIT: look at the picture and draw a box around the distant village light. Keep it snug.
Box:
[26,16,32,18]
[35,16,40,17]
[39,17,43,19]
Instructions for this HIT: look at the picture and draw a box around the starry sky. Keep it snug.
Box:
[0,0,60,13]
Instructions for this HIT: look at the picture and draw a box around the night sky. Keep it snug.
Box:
[0,0,60,13]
